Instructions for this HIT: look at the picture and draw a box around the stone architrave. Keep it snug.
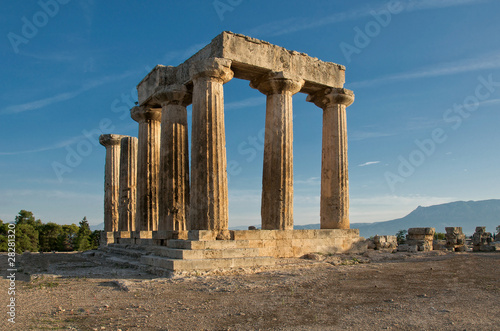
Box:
[153,84,192,232]
[99,134,127,232]
[118,136,138,232]
[307,88,354,229]
[189,58,233,237]
[131,106,162,232]
[250,72,304,230]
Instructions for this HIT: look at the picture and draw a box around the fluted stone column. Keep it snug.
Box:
[131,106,162,233]
[99,134,126,233]
[118,136,138,232]
[307,88,354,229]
[250,72,304,230]
[153,84,191,232]
[189,58,233,238]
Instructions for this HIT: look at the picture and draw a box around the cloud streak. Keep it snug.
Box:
[225,97,266,111]
[0,135,84,156]
[349,51,500,88]
[2,71,139,115]
[245,0,488,38]
[359,161,381,167]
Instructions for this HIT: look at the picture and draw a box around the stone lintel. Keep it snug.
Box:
[138,31,345,106]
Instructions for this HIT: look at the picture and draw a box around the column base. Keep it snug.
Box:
[114,231,133,244]
[100,231,115,246]
[188,230,231,241]
[133,231,154,245]
[153,230,188,245]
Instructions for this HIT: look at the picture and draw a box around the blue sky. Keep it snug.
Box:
[1,0,499,227]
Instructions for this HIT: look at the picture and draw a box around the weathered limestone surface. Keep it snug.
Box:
[137,31,345,107]
[372,235,397,250]
[406,227,435,251]
[250,72,304,230]
[131,106,162,232]
[307,88,354,229]
[118,136,138,232]
[99,134,127,232]
[231,229,361,257]
[472,226,495,252]
[153,84,191,232]
[189,58,233,238]
[445,227,466,252]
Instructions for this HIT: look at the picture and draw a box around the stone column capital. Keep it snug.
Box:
[99,134,127,147]
[189,58,234,84]
[306,87,355,109]
[130,106,162,123]
[152,84,192,107]
[250,71,305,96]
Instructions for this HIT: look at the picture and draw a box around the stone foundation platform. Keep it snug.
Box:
[99,229,361,274]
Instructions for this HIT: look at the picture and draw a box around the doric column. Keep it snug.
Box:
[306,88,354,229]
[153,84,192,232]
[118,136,138,232]
[250,72,304,230]
[131,106,162,232]
[99,134,126,232]
[189,58,233,237]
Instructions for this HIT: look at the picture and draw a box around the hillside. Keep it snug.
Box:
[295,199,500,238]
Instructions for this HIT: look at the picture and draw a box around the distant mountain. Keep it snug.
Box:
[90,222,104,231]
[295,199,500,238]
[95,200,500,238]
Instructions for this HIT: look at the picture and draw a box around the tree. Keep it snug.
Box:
[75,217,92,251]
[38,222,63,252]
[15,223,39,253]
[0,219,8,251]
[496,225,500,235]
[15,210,42,228]
[89,230,102,250]
[396,229,407,244]
[57,224,79,251]
[434,232,446,240]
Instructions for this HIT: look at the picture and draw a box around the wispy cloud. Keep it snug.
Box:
[295,177,320,185]
[349,51,500,88]
[359,161,381,167]
[225,97,265,111]
[350,131,395,141]
[479,98,500,107]
[0,135,84,156]
[245,0,488,37]
[2,71,139,114]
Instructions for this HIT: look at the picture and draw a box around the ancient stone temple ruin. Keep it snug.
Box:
[98,32,360,273]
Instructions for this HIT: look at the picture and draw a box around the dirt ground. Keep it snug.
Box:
[0,250,499,330]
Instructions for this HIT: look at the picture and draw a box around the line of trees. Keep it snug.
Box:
[0,210,101,253]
